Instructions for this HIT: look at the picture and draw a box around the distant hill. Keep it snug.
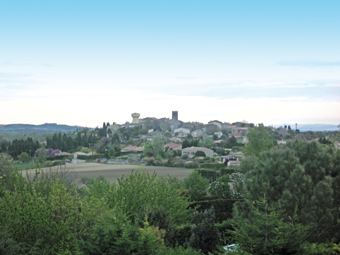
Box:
[273,124,340,132]
[0,123,89,134]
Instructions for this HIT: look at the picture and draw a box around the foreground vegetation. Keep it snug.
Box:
[1,137,340,254]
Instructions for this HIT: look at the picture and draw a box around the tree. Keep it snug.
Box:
[188,208,221,254]
[239,143,339,243]
[143,135,165,157]
[183,171,210,201]
[19,152,30,163]
[243,123,274,156]
[233,197,307,255]
[108,142,121,158]
[37,145,47,163]
[198,135,214,149]
[228,136,237,144]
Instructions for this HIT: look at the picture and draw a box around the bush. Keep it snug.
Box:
[200,163,226,170]
[105,171,192,226]
[46,155,72,161]
[0,179,103,254]
[77,154,105,160]
[19,152,30,163]
[188,208,221,254]
[182,154,189,159]
[208,175,232,199]
[80,212,166,255]
[161,246,202,255]
[194,151,206,157]
[147,158,155,165]
[183,171,210,201]
[185,161,200,169]
[196,169,219,182]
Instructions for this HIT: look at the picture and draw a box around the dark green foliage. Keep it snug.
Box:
[106,171,192,226]
[200,163,227,170]
[183,171,210,201]
[196,169,219,182]
[77,154,105,160]
[164,223,193,247]
[160,246,203,255]
[80,212,165,255]
[196,168,236,182]
[189,199,237,223]
[188,208,221,254]
[239,140,340,243]
[0,175,103,254]
[243,123,274,156]
[233,198,307,255]
[303,243,340,254]
[18,152,30,163]
[194,150,206,157]
[208,174,232,199]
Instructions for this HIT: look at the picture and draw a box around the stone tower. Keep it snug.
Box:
[172,111,178,120]
[131,113,140,124]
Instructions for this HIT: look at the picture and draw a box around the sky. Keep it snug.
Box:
[0,0,339,127]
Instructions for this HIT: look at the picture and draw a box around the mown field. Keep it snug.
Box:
[21,163,193,186]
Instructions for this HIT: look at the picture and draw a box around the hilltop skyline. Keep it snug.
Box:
[0,0,339,127]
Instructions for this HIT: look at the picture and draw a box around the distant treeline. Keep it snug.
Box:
[0,123,88,135]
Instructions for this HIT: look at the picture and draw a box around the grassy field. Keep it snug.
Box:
[14,162,37,170]
[21,163,194,186]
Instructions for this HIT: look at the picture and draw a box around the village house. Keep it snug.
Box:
[164,143,182,151]
[121,145,144,152]
[208,120,222,130]
[182,146,214,158]
[191,129,204,138]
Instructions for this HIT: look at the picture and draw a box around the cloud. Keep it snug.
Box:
[276,60,340,67]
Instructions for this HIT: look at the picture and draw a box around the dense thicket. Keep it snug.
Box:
[233,140,340,254]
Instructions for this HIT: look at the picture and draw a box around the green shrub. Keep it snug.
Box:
[200,163,226,170]
[19,152,30,163]
[196,169,219,182]
[161,246,202,255]
[0,180,103,254]
[182,154,189,159]
[77,154,105,160]
[183,171,210,201]
[194,151,206,157]
[188,208,221,254]
[106,171,192,226]
[208,175,232,199]
[80,212,166,255]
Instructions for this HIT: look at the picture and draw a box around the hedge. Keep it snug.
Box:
[196,169,219,182]
[199,163,226,170]
[77,154,105,160]
[46,155,72,161]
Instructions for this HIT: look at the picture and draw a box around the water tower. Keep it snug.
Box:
[131,113,140,124]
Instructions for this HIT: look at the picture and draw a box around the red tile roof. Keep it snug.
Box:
[164,143,181,149]
[121,146,143,152]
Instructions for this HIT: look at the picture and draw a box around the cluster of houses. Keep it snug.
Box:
[107,112,250,166]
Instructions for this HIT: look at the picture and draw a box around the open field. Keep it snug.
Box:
[21,163,193,186]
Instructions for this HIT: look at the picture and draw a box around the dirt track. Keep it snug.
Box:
[22,163,193,186]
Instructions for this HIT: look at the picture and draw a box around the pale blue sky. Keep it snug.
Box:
[0,0,339,127]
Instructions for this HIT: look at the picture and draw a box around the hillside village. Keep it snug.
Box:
[0,110,338,171]
[1,114,340,254]
[1,111,338,170]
